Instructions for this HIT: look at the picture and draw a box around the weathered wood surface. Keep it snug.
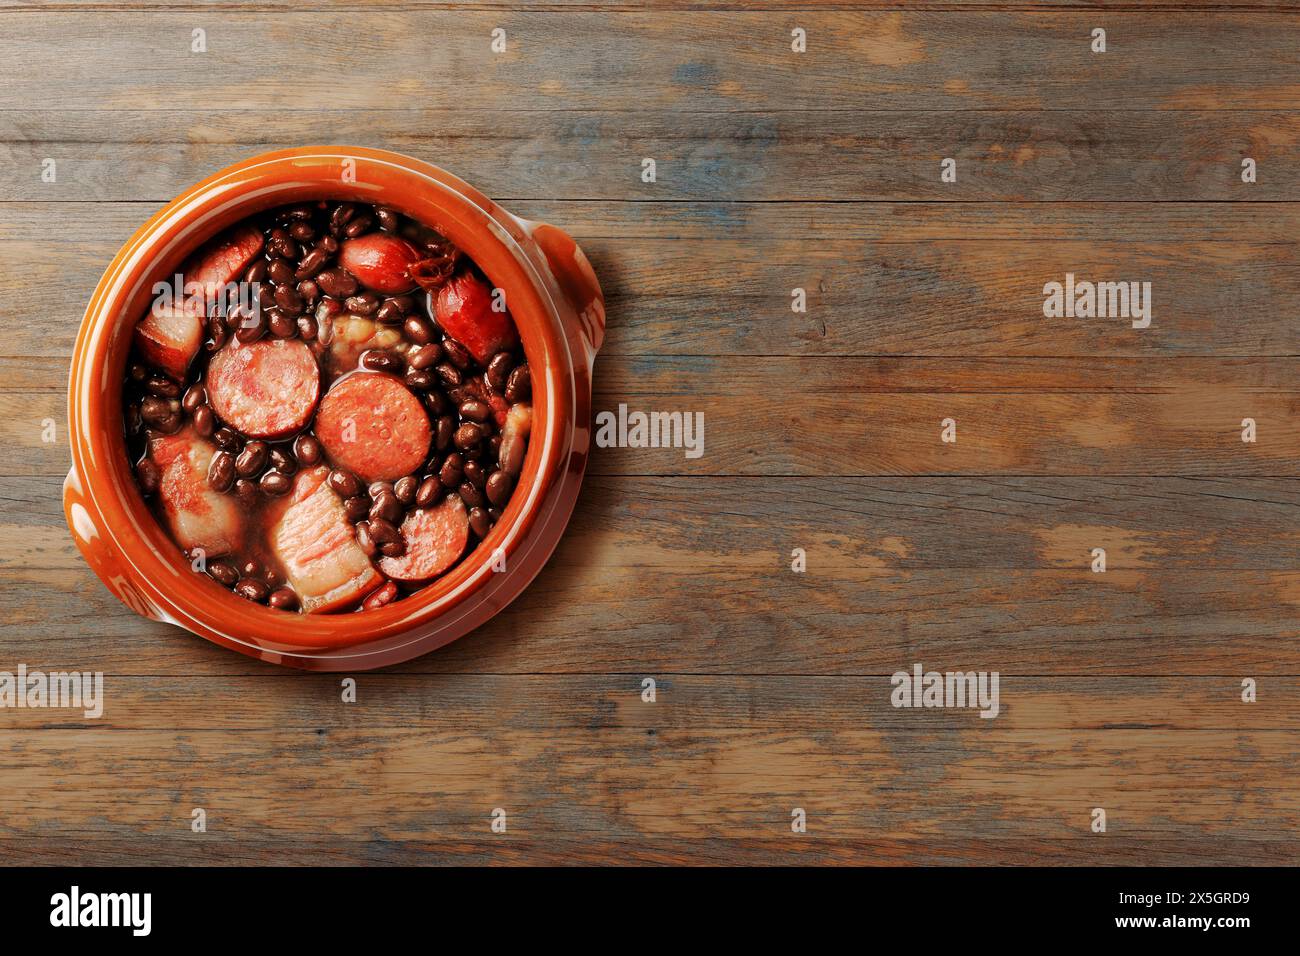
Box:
[4,110,1299,202]
[0,3,1296,866]
[2,12,1299,111]
[6,229,1300,357]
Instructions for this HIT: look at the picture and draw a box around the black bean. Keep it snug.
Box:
[487,434,502,459]
[144,374,182,399]
[459,481,485,509]
[438,453,464,488]
[463,459,486,489]
[367,481,394,499]
[345,292,380,316]
[235,478,259,507]
[488,507,502,523]
[268,257,294,286]
[273,283,304,316]
[403,315,434,344]
[206,450,235,491]
[505,364,531,403]
[454,422,484,450]
[486,352,514,392]
[268,587,299,611]
[269,310,298,338]
[289,222,315,243]
[126,404,143,435]
[235,441,269,477]
[293,433,322,466]
[407,343,441,370]
[234,578,270,603]
[136,458,161,495]
[244,259,269,284]
[355,521,378,557]
[405,367,436,391]
[460,399,491,423]
[297,279,320,306]
[262,567,281,588]
[182,384,207,413]
[214,427,239,451]
[329,469,362,498]
[379,538,405,558]
[344,214,374,238]
[192,404,216,438]
[140,396,173,426]
[259,470,292,496]
[370,490,403,525]
[329,203,357,234]
[295,245,330,280]
[375,207,401,232]
[415,476,443,508]
[316,267,358,299]
[343,495,370,523]
[375,300,404,324]
[269,448,297,475]
[206,318,229,352]
[436,415,456,453]
[368,517,400,544]
[442,339,473,370]
[393,475,418,506]
[267,228,297,260]
[468,506,491,538]
[207,560,239,588]
[296,314,319,342]
[234,309,267,343]
[435,363,462,388]
[156,411,184,434]
[361,350,404,374]
[422,390,448,416]
[485,469,514,507]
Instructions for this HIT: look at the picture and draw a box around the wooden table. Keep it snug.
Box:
[0,2,1296,866]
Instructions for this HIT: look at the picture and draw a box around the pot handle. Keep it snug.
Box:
[528,222,605,368]
[63,465,167,622]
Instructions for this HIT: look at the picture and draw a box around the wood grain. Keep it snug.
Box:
[2,12,1298,111]
[3,109,1297,202]
[0,2,1295,866]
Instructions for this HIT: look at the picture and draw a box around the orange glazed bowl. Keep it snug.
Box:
[64,147,604,670]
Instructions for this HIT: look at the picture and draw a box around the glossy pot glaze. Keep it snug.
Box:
[64,147,604,669]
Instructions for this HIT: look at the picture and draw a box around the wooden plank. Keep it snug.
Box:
[4,237,1298,358]
[0,13,1298,112]
[2,110,1297,201]
[4,199,1300,243]
[0,675,1293,731]
[6,369,1297,476]
[8,474,1298,573]
[3,563,1296,676]
[0,837,1291,867]
[0,724,1292,840]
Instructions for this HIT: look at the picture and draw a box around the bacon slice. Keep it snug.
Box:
[148,426,244,557]
[268,466,382,613]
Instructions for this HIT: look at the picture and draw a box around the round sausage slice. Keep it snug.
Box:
[379,495,470,583]
[207,338,320,440]
[314,372,432,483]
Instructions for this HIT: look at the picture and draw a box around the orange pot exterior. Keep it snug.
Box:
[64,147,604,669]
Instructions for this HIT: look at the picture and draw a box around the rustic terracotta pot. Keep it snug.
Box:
[64,147,604,669]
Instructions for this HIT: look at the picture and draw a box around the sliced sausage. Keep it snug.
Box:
[187,223,265,301]
[378,494,470,583]
[148,426,244,556]
[268,466,383,613]
[314,372,431,483]
[206,338,321,439]
[134,304,203,381]
[434,272,519,365]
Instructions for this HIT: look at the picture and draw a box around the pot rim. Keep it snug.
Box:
[66,146,592,664]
